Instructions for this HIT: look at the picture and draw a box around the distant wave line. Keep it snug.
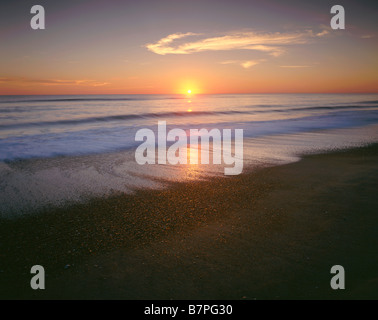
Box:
[1,105,378,129]
[0,96,187,104]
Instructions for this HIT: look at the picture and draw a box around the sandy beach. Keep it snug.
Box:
[1,144,378,299]
[2,0,378,304]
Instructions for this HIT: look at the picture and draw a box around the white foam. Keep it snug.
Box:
[1,124,378,219]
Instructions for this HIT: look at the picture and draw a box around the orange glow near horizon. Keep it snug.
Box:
[1,2,378,96]
[2,75,378,95]
[1,62,378,95]
[175,80,203,95]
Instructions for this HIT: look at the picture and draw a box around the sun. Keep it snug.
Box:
[187,89,192,94]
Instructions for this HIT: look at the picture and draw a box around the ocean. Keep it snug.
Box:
[1,93,378,217]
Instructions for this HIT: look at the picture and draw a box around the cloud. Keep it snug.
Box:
[361,34,374,39]
[0,77,109,87]
[146,30,314,56]
[145,32,201,55]
[245,45,285,57]
[219,60,238,65]
[241,61,260,69]
[221,59,265,69]
[316,30,329,37]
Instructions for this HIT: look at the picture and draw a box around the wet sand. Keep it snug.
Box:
[1,145,378,299]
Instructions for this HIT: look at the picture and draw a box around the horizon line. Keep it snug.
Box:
[1,92,378,96]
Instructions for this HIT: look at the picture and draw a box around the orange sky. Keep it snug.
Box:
[1,0,378,95]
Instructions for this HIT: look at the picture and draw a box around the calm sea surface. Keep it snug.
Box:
[1,94,378,217]
[1,93,378,160]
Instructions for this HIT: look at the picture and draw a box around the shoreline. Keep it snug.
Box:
[3,123,378,218]
[1,144,378,299]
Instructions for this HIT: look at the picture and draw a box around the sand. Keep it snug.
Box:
[1,144,378,299]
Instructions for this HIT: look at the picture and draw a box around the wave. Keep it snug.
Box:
[0,96,186,104]
[1,108,378,161]
[357,100,378,104]
[0,110,242,129]
[1,95,378,105]
[1,104,378,129]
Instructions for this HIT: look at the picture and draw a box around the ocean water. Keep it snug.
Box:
[1,94,378,160]
[1,93,378,217]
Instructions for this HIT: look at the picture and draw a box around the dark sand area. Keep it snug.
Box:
[1,144,378,299]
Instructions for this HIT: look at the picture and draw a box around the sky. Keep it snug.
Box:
[0,0,377,94]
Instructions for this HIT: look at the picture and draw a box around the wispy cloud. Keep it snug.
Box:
[0,77,109,87]
[146,30,321,56]
[316,30,329,37]
[221,59,265,69]
[220,60,239,65]
[241,61,260,69]
[145,32,201,55]
[361,34,375,39]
